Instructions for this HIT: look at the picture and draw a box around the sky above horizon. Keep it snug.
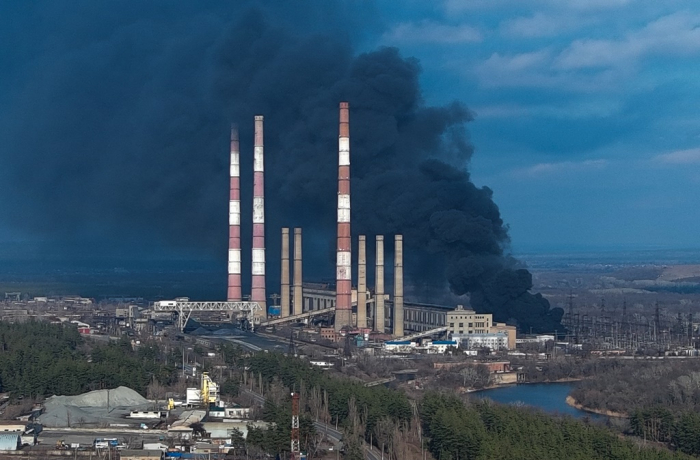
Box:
[0,0,699,256]
[374,0,700,252]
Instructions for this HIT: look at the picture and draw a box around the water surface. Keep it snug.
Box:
[474,383,606,421]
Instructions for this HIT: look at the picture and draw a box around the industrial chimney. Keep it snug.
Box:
[227,124,242,301]
[281,228,290,317]
[357,235,367,329]
[251,115,267,314]
[335,102,352,331]
[293,228,303,316]
[375,235,385,333]
[393,235,404,337]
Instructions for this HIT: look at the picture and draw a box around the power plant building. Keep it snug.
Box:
[446,305,516,350]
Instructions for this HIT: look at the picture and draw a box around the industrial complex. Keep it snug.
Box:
[5,102,697,460]
[150,102,488,345]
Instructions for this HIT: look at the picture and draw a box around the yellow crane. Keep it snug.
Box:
[200,372,219,405]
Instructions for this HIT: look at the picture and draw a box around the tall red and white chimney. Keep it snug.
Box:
[227,124,242,301]
[251,116,267,314]
[335,102,352,331]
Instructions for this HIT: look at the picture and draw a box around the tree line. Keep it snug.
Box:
[0,321,177,398]
[421,392,691,460]
[236,352,696,460]
[570,359,700,415]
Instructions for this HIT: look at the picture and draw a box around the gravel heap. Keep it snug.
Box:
[40,386,151,428]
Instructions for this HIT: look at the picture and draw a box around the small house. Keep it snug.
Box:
[0,433,21,451]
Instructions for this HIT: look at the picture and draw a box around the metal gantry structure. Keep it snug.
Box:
[152,300,263,331]
[258,306,336,327]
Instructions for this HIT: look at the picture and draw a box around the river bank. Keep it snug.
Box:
[470,376,584,393]
[565,395,627,418]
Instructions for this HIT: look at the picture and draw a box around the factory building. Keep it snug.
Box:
[299,285,450,335]
[446,305,516,350]
[389,301,449,332]
[456,332,509,351]
[447,305,492,334]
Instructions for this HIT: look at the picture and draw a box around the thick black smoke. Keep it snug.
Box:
[0,1,563,332]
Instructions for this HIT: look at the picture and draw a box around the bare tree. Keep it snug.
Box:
[147,377,167,400]
[374,416,395,459]
[308,386,323,421]
[266,379,287,408]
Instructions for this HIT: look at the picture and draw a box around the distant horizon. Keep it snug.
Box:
[1,239,699,264]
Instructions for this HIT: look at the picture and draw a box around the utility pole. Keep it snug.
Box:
[289,330,296,356]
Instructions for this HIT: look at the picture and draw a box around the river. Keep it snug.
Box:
[474,382,606,421]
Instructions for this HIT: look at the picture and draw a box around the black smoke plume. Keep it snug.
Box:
[0,1,563,332]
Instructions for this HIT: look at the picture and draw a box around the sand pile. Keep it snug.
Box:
[40,386,151,428]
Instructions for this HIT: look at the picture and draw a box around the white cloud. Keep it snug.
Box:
[511,159,609,178]
[501,13,572,38]
[474,50,625,91]
[382,20,482,45]
[472,11,700,91]
[654,148,700,165]
[556,11,700,70]
[444,0,632,14]
[500,10,609,38]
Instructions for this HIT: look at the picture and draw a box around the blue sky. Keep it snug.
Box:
[375,0,700,252]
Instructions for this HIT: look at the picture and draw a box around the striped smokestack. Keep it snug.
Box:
[227,124,242,301]
[393,234,404,337]
[293,228,303,316]
[280,228,290,317]
[335,102,352,331]
[357,235,367,328]
[375,235,385,332]
[251,115,266,313]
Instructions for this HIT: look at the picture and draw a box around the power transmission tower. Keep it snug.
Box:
[290,392,301,459]
[654,301,661,344]
[567,291,575,341]
[689,313,694,347]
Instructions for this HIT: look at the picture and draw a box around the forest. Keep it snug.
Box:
[570,359,700,415]
[569,359,700,455]
[244,352,413,459]
[240,352,697,460]
[3,322,699,458]
[0,321,177,397]
[421,392,691,460]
